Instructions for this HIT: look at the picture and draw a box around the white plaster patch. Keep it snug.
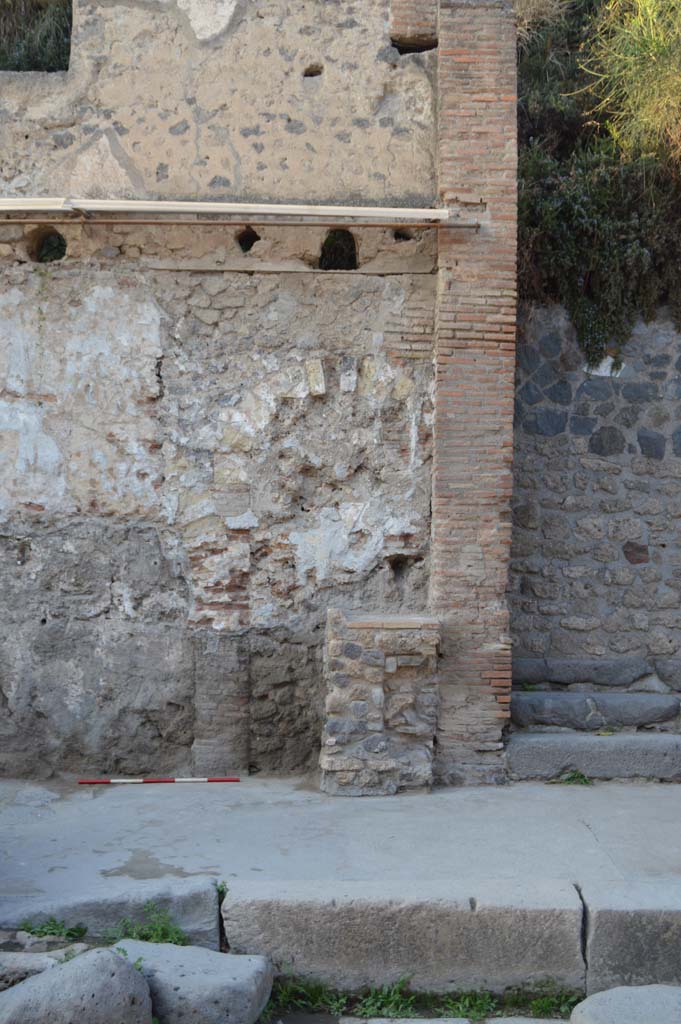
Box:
[0,400,65,511]
[585,355,623,377]
[175,0,239,41]
[0,279,163,514]
[40,133,140,198]
[288,503,420,584]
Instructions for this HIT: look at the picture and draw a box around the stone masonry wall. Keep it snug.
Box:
[0,259,434,776]
[1,0,524,785]
[320,609,440,795]
[0,0,436,204]
[511,305,681,698]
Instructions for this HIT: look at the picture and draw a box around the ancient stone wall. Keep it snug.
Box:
[511,305,681,698]
[0,0,522,786]
[320,609,440,795]
[0,258,434,775]
[0,0,436,204]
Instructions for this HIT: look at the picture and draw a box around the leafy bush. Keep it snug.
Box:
[517,0,681,360]
[519,139,681,363]
[0,0,71,72]
[583,0,681,161]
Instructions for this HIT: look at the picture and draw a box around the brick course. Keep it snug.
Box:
[389,0,438,48]
[431,0,518,783]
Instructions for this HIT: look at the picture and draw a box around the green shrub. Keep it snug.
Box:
[0,0,71,72]
[519,138,681,363]
[517,0,681,361]
[583,0,681,162]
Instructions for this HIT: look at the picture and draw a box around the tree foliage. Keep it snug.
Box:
[517,0,681,361]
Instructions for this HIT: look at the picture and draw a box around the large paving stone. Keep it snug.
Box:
[0,948,151,1024]
[0,951,58,991]
[512,657,652,688]
[0,876,219,950]
[222,880,585,993]
[507,733,681,780]
[511,693,680,731]
[112,940,272,1024]
[581,883,681,994]
[571,985,681,1023]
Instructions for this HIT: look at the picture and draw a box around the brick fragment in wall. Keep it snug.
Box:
[511,306,681,693]
[320,610,440,796]
[430,0,518,784]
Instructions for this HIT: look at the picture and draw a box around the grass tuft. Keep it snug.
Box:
[19,916,87,940]
[103,901,189,945]
[354,978,417,1018]
[0,0,71,72]
[582,0,681,162]
[260,975,581,1021]
[554,769,594,785]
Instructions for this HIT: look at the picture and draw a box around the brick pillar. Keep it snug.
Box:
[390,0,438,48]
[430,0,517,783]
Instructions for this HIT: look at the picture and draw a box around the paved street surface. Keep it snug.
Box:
[1,776,679,915]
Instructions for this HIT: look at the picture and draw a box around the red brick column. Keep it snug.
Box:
[430,0,517,783]
[390,0,438,48]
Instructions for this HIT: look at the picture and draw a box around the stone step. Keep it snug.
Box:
[222,880,586,994]
[511,692,680,732]
[507,732,681,781]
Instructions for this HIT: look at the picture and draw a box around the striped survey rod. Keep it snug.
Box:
[78,776,240,785]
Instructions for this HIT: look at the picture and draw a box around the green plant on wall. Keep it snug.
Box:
[582,0,681,162]
[516,0,681,362]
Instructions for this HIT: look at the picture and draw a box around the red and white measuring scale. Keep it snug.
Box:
[78,777,240,785]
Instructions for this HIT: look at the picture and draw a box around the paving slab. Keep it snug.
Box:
[507,733,681,780]
[2,777,681,992]
[581,882,681,994]
[223,879,584,992]
[571,984,681,1023]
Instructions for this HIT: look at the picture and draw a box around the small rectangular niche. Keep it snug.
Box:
[0,0,72,72]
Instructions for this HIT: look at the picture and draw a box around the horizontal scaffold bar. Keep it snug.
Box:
[0,197,452,222]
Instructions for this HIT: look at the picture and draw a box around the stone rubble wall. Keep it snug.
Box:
[511,305,681,708]
[0,0,524,786]
[0,261,434,776]
[320,609,440,795]
[0,0,436,204]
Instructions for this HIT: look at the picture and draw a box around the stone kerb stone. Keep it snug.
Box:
[319,609,440,796]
